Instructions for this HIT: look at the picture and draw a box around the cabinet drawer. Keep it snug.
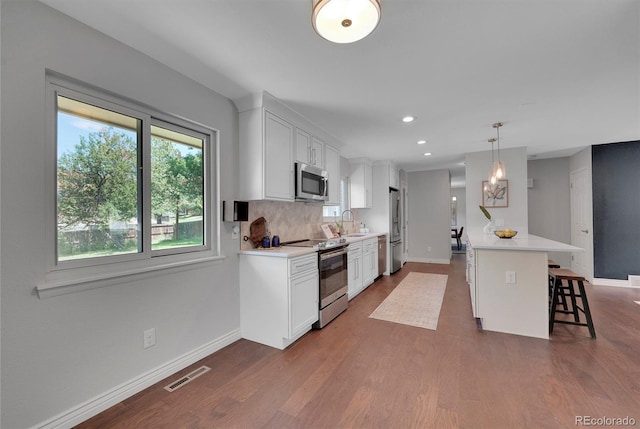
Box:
[348,241,363,253]
[290,253,318,276]
[362,238,376,253]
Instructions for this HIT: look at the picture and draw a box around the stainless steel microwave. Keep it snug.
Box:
[295,162,328,202]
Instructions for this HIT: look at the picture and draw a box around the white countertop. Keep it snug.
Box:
[467,232,582,252]
[239,232,386,258]
[239,246,317,258]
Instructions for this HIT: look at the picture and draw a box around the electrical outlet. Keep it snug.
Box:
[143,328,156,349]
[231,225,240,240]
[506,271,517,284]
[427,246,432,252]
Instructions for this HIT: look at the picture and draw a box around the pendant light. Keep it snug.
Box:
[312,0,381,44]
[489,122,507,188]
[487,137,498,188]
[492,122,505,181]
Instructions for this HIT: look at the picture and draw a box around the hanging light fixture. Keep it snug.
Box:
[492,122,505,181]
[486,122,506,189]
[487,137,498,188]
[312,0,381,44]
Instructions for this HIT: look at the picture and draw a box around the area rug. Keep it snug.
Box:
[369,272,448,330]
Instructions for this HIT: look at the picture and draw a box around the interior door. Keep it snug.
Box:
[570,167,592,280]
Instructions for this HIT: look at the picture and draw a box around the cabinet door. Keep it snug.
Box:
[311,136,324,168]
[350,162,373,209]
[324,144,340,205]
[389,165,398,189]
[295,128,311,164]
[264,111,294,200]
[364,163,373,208]
[290,270,319,338]
[362,251,374,286]
[347,253,363,299]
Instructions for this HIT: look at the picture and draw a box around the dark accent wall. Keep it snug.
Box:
[592,141,640,279]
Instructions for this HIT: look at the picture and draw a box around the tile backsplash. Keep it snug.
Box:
[239,201,358,249]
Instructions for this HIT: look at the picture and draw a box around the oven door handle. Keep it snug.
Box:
[320,247,349,260]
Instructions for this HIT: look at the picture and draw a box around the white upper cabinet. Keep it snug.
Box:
[389,163,399,189]
[238,92,341,201]
[295,128,312,164]
[324,144,340,206]
[350,159,373,208]
[264,111,295,200]
[239,107,294,201]
[295,128,324,167]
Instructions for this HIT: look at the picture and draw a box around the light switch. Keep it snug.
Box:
[506,271,517,284]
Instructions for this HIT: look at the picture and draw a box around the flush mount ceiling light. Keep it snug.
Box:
[417,140,426,145]
[402,116,415,123]
[424,152,432,156]
[312,0,381,44]
[487,122,506,186]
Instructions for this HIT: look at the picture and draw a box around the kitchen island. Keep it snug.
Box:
[466,232,582,339]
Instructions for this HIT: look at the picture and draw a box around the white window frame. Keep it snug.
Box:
[40,74,221,297]
[323,176,350,222]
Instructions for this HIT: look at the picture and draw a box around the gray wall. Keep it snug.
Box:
[1,2,241,427]
[407,170,451,263]
[527,157,572,267]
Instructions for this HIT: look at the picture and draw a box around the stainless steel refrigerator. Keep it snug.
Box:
[389,188,402,273]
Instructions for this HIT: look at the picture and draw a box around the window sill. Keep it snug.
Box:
[36,255,226,299]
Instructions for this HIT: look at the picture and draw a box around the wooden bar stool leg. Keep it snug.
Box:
[577,279,596,339]
[549,278,560,334]
[567,279,581,323]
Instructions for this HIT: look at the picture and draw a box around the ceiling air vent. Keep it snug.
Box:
[164,365,210,392]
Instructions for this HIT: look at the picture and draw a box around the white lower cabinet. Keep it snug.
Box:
[466,243,478,317]
[290,269,320,339]
[347,241,363,300]
[348,237,380,300]
[240,252,319,349]
[362,238,378,286]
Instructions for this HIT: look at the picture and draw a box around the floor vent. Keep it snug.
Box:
[164,365,210,392]
[629,275,640,287]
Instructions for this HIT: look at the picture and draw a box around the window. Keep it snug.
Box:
[451,196,457,226]
[323,176,350,219]
[49,76,215,275]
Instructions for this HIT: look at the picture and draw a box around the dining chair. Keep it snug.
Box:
[452,226,463,250]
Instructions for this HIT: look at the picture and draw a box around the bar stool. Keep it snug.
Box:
[549,268,596,338]
[548,260,567,311]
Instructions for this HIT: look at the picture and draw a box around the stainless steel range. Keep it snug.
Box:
[284,238,349,328]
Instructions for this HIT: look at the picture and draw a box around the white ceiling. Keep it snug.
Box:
[40,0,640,186]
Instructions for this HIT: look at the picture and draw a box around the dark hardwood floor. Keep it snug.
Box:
[76,256,640,428]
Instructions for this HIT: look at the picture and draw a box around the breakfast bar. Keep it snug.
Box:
[466,232,582,339]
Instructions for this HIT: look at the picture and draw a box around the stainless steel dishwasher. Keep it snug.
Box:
[378,234,387,276]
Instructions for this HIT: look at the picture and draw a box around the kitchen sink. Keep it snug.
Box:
[347,233,369,237]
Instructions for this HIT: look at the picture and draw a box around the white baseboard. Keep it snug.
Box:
[35,329,242,429]
[407,257,450,265]
[593,278,640,289]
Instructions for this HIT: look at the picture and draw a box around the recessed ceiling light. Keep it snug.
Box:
[424,152,432,156]
[417,140,426,145]
[402,116,415,123]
